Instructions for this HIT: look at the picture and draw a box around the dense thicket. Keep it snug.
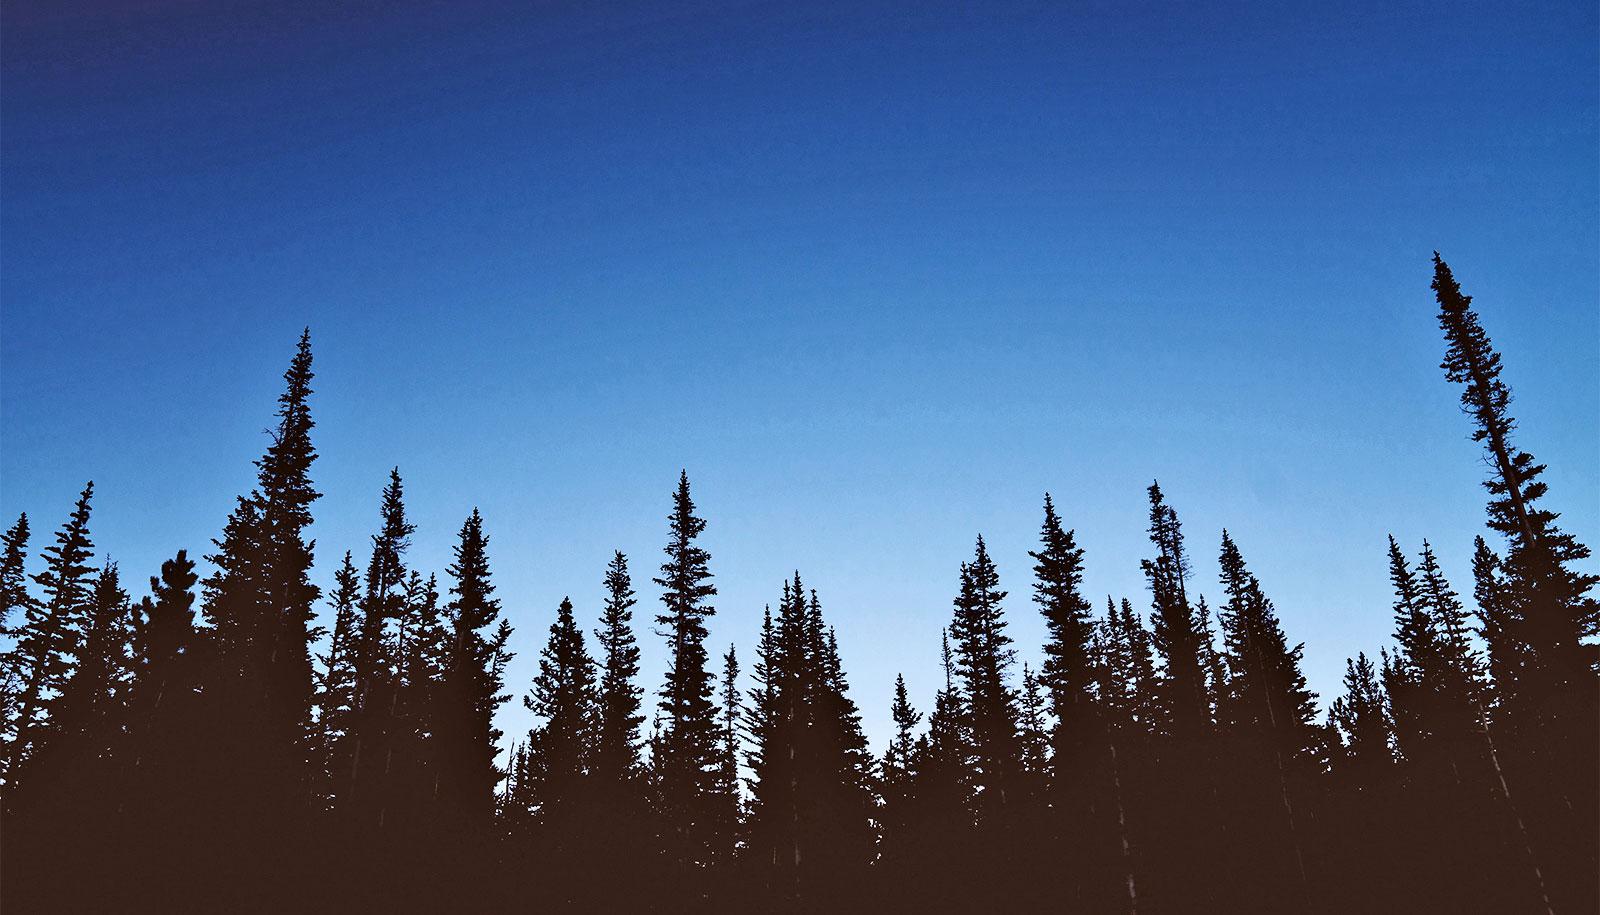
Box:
[2,258,1594,913]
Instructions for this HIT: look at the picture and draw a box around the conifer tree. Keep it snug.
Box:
[947,535,1021,821]
[314,551,361,800]
[0,513,30,635]
[1470,536,1528,727]
[1214,531,1318,909]
[652,471,719,862]
[1329,652,1392,782]
[880,673,921,850]
[1029,494,1094,767]
[524,597,597,822]
[124,549,203,850]
[4,482,95,779]
[1018,663,1049,780]
[198,331,322,832]
[435,510,513,828]
[712,643,742,862]
[341,468,415,825]
[1433,255,1597,687]
[43,562,131,771]
[1141,482,1209,738]
[593,550,643,784]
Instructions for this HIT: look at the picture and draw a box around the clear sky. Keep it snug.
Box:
[3,1,1596,754]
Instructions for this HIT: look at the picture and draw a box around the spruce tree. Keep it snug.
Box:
[0,513,30,635]
[341,467,415,825]
[313,551,361,801]
[197,330,322,837]
[4,482,95,779]
[1140,482,1209,739]
[435,510,513,828]
[1214,530,1318,909]
[1029,494,1094,767]
[124,550,203,847]
[1470,536,1528,728]
[1433,255,1597,686]
[43,562,132,773]
[880,672,921,852]
[1329,652,1392,783]
[1018,663,1049,781]
[712,643,742,862]
[524,597,597,826]
[593,550,643,784]
[651,471,719,863]
[947,535,1021,821]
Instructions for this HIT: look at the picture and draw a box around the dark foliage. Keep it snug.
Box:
[2,258,1595,913]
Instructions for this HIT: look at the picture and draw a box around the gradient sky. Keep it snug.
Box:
[3,0,1596,755]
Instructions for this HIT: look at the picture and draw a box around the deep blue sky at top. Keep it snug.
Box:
[2,0,1596,750]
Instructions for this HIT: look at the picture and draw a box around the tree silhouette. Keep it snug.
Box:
[651,470,720,869]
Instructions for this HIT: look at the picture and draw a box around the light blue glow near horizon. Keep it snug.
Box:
[2,1,1596,758]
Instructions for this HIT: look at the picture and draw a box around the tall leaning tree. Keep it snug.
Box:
[1433,254,1596,911]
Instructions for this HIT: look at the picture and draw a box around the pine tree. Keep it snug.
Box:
[0,513,30,635]
[1383,536,1434,756]
[712,643,742,862]
[652,470,719,863]
[1433,255,1597,687]
[593,550,644,784]
[44,562,132,771]
[1141,482,1209,739]
[1018,664,1049,779]
[4,482,95,779]
[124,550,203,842]
[880,672,921,851]
[435,510,513,829]
[1470,536,1528,728]
[341,467,416,825]
[313,551,361,801]
[1214,530,1318,909]
[1029,494,1095,768]
[947,535,1021,821]
[1329,652,1392,783]
[524,597,597,829]
[197,330,322,837]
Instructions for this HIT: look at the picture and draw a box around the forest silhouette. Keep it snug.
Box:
[0,255,1594,913]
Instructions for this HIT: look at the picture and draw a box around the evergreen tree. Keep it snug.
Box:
[3,482,95,779]
[43,562,132,773]
[1433,254,1597,688]
[880,672,921,852]
[593,550,644,784]
[947,535,1021,821]
[194,330,322,866]
[652,470,719,864]
[313,551,361,801]
[1029,494,1094,768]
[341,467,416,826]
[1141,482,1209,739]
[0,513,30,635]
[1470,536,1529,729]
[1434,256,1597,912]
[1017,663,1049,781]
[435,510,513,829]
[525,597,596,810]
[712,643,742,862]
[1214,530,1318,910]
[1329,652,1392,783]
[124,550,203,842]
[523,594,598,893]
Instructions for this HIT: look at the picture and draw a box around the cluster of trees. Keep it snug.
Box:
[0,256,1593,913]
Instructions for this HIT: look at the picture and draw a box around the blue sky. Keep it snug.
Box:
[3,0,1596,753]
